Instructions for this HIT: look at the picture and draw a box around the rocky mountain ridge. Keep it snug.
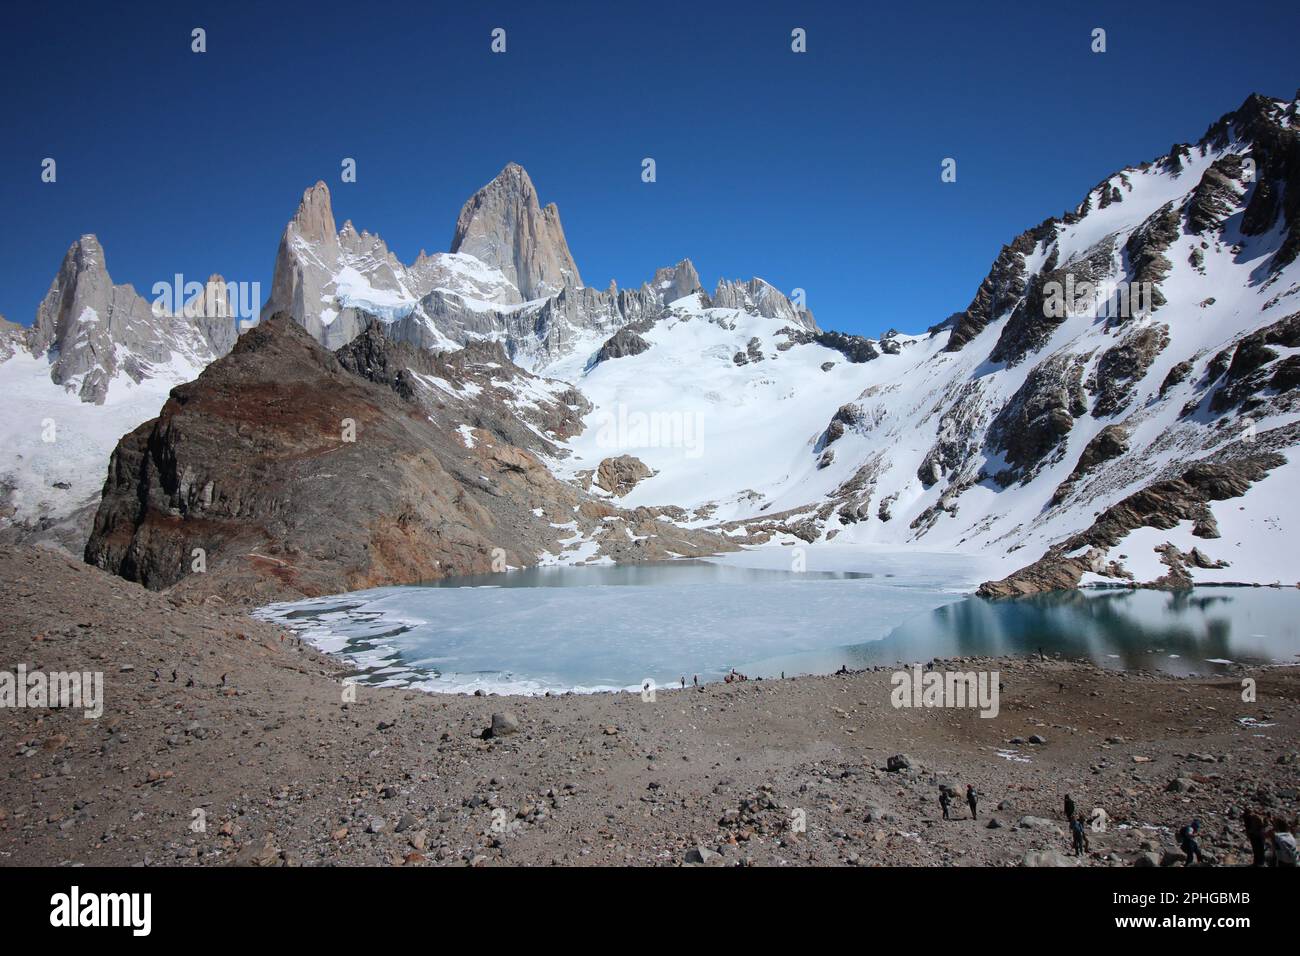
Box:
[83,313,729,602]
[545,91,1300,593]
[8,91,1300,598]
[258,164,817,369]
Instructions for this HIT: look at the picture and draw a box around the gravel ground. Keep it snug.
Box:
[1,544,1297,867]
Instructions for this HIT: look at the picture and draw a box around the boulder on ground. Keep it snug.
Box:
[488,711,520,737]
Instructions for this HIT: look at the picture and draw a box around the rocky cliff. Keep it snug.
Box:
[28,235,233,404]
[450,162,582,300]
[258,164,814,369]
[84,314,729,603]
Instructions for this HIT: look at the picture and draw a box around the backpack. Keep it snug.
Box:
[1275,832,1298,867]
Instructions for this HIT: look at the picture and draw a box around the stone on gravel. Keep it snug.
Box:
[489,712,521,737]
[685,846,720,864]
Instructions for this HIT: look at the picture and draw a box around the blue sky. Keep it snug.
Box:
[1,0,1297,338]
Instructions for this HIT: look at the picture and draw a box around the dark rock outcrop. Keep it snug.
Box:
[989,239,1114,366]
[945,219,1056,352]
[1209,311,1300,413]
[821,404,862,447]
[1122,203,1181,313]
[1187,155,1247,234]
[1092,325,1169,417]
[813,330,879,364]
[1051,424,1129,504]
[1205,93,1300,272]
[987,354,1089,484]
[594,327,651,363]
[84,314,726,603]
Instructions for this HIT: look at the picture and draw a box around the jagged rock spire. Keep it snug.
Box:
[26,235,232,403]
[450,163,582,300]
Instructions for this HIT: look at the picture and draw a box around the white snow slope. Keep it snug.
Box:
[4,93,1298,591]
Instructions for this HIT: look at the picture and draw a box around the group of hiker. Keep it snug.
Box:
[1064,792,1297,866]
[938,784,979,821]
[935,787,1297,866]
[1242,807,1299,867]
[1168,811,1298,867]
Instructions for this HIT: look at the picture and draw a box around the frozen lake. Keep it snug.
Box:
[254,550,988,694]
[255,550,1300,695]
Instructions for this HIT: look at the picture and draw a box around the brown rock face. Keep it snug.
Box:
[450,163,582,300]
[84,314,727,603]
[85,314,499,600]
[595,456,654,497]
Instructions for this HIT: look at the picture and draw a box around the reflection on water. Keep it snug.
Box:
[256,559,949,695]
[258,558,1300,695]
[844,587,1300,676]
[413,560,874,588]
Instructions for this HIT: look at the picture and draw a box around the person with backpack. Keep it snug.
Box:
[966,784,978,821]
[1070,816,1088,857]
[1271,817,1298,867]
[939,787,951,821]
[1178,819,1204,866]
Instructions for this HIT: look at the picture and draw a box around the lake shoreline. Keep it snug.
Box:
[4,543,1298,868]
[259,562,1300,695]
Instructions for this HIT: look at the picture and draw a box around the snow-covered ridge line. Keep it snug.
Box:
[4,92,1299,593]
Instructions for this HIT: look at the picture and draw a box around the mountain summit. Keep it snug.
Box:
[8,94,1300,594]
[450,162,583,301]
[28,235,230,404]
[257,163,812,367]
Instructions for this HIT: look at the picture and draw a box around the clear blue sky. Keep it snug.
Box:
[1,0,1296,338]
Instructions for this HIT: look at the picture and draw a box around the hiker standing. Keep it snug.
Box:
[1070,816,1090,856]
[966,784,978,820]
[1178,819,1204,866]
[1064,793,1076,822]
[1243,809,1267,867]
[939,787,952,821]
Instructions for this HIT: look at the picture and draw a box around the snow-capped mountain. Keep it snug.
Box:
[551,92,1300,589]
[11,92,1300,595]
[0,239,235,548]
[259,162,816,368]
[28,235,232,405]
